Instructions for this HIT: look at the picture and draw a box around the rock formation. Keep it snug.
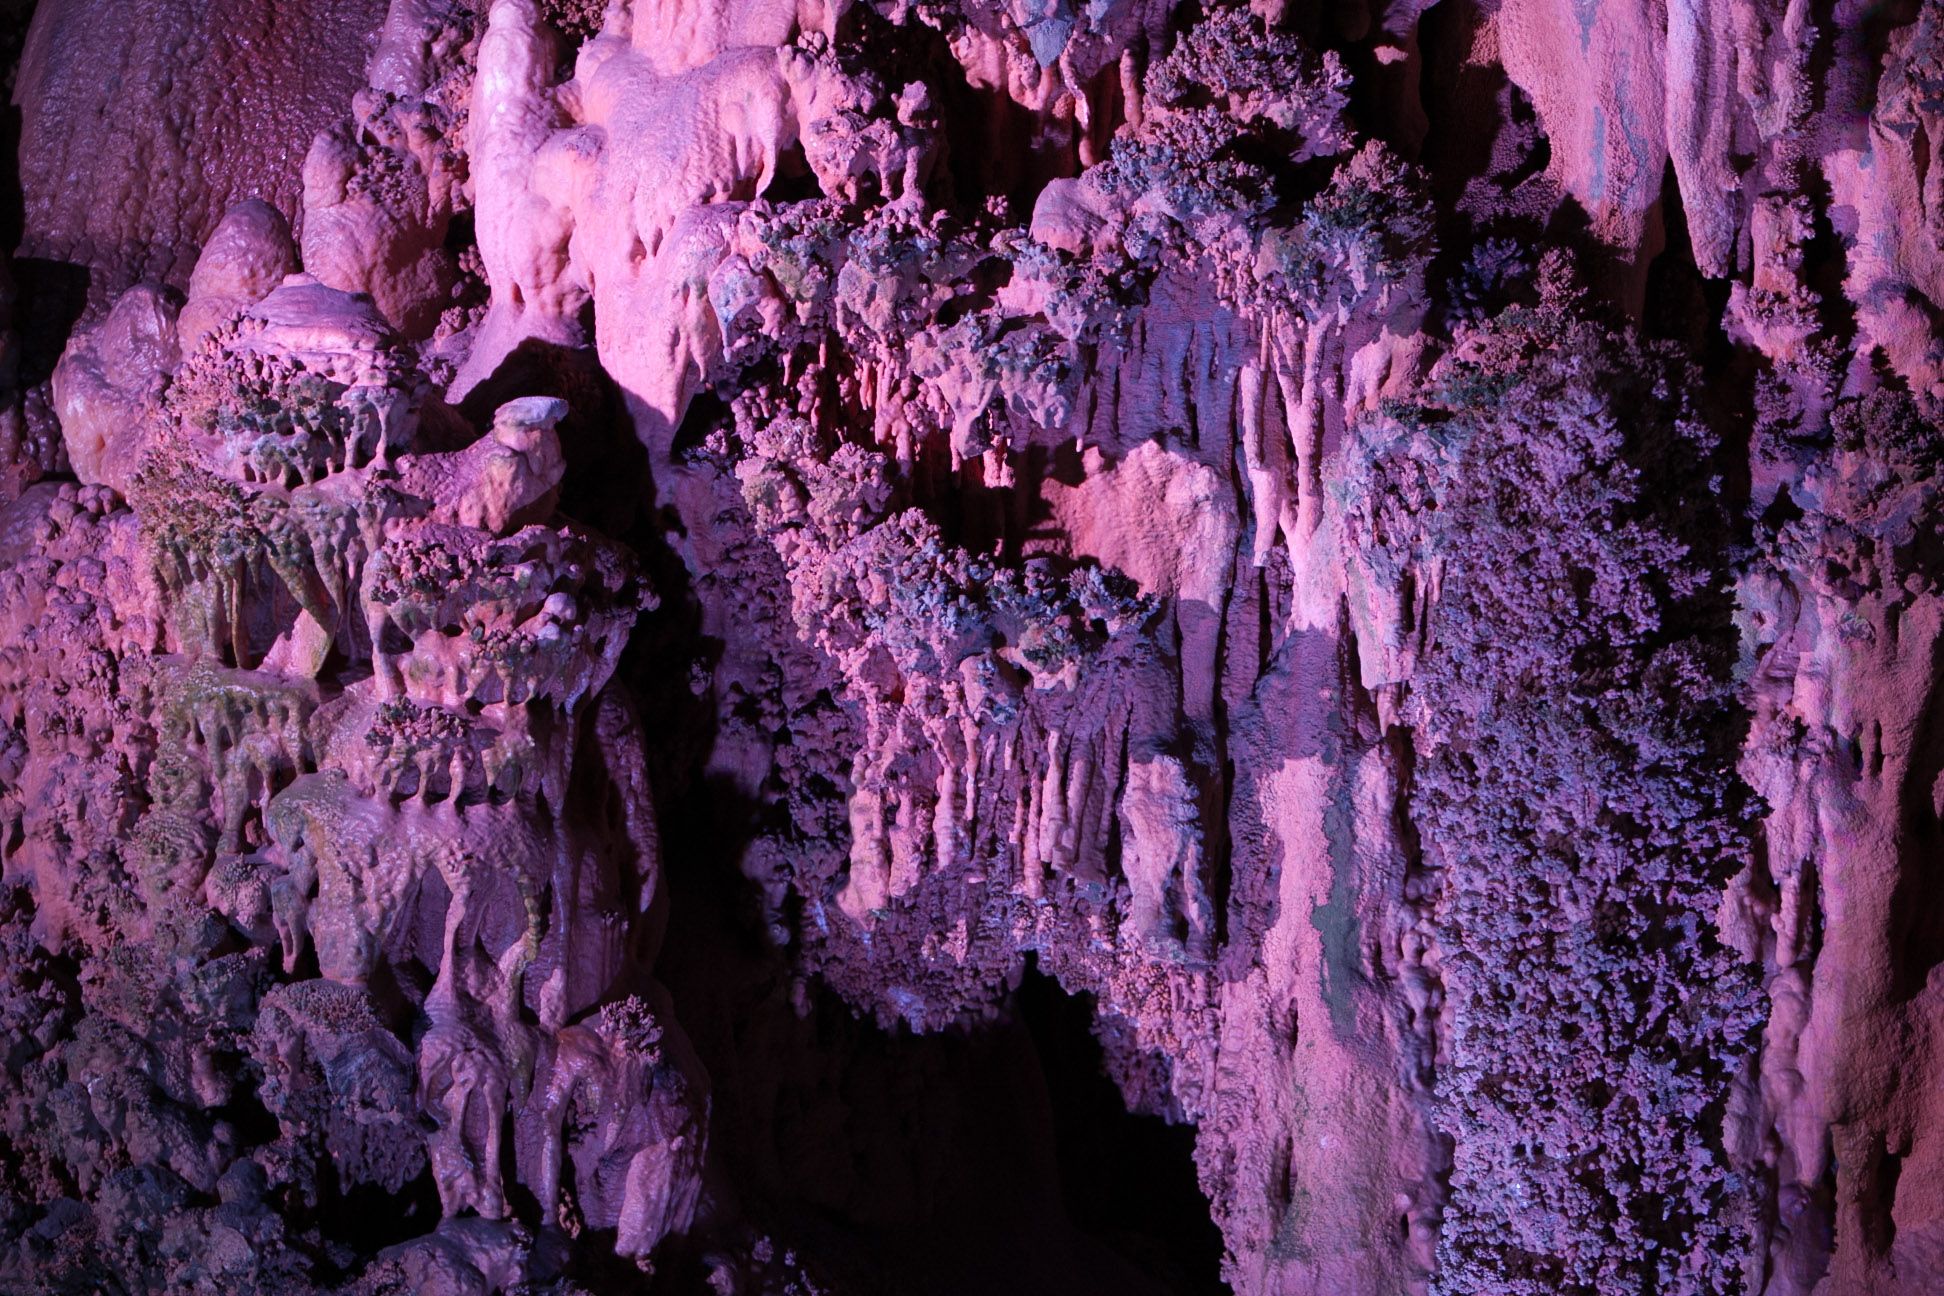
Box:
[3,0,1944,1293]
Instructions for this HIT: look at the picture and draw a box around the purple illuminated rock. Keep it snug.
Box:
[6,1,1944,1293]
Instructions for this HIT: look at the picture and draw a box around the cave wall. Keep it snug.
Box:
[1,0,1943,1292]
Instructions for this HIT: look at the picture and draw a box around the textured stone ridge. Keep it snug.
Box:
[3,0,1944,1293]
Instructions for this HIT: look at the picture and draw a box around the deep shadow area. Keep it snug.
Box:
[1015,962,1228,1295]
[647,779,1232,1294]
[318,1172,445,1261]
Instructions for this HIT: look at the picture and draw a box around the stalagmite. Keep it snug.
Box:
[9,0,1944,1292]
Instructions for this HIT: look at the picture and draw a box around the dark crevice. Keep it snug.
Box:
[316,1169,444,1260]
[1014,962,1228,1295]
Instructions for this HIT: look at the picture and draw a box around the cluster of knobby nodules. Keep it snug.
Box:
[2,0,1944,1292]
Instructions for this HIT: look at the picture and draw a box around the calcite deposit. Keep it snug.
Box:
[3,0,1944,1292]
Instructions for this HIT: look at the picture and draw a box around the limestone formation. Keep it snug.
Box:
[5,1,1944,1294]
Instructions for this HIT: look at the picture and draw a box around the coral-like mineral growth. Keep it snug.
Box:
[5,0,1944,1292]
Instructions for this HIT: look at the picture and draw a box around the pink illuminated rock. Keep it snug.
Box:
[10,0,1944,1292]
[48,283,181,493]
[298,0,480,338]
[15,0,391,296]
[179,201,301,352]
